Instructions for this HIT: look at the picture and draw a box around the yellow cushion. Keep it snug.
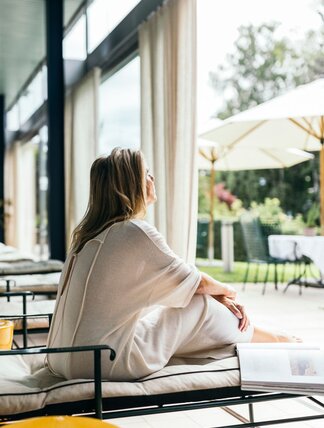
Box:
[8,416,118,427]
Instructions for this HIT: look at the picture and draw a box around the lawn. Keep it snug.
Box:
[197,259,319,284]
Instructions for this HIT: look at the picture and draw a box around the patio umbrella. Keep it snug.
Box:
[200,78,324,233]
[198,138,313,261]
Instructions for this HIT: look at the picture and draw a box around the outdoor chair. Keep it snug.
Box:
[239,213,300,294]
[1,343,324,426]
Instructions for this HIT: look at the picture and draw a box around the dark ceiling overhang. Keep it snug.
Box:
[0,0,85,110]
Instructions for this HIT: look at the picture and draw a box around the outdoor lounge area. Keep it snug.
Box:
[0,0,324,427]
[0,281,324,427]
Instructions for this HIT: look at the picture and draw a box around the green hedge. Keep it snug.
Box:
[196,219,246,261]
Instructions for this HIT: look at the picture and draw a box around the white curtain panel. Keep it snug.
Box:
[16,142,37,254]
[139,0,198,262]
[64,67,101,247]
[4,143,19,246]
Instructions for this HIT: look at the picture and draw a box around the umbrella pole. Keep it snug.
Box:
[208,161,215,261]
[321,140,324,236]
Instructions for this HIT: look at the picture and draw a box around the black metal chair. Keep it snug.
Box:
[239,213,300,294]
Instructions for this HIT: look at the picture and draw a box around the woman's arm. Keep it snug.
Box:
[195,272,249,332]
[195,272,236,298]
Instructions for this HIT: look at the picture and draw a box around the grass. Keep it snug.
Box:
[196,259,320,283]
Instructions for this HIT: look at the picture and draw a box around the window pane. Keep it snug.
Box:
[6,103,19,131]
[87,0,140,53]
[42,65,48,101]
[99,56,140,155]
[19,70,45,125]
[63,14,87,60]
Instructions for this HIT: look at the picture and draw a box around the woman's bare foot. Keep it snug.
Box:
[276,334,303,343]
[252,326,303,343]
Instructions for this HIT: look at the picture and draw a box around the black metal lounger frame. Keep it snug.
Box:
[0,291,52,348]
[0,346,324,427]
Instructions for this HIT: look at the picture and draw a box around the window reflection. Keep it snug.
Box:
[99,56,140,155]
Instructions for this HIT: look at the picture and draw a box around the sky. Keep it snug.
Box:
[197,0,322,131]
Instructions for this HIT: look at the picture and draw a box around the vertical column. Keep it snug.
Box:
[45,0,66,260]
[208,163,215,261]
[320,141,324,236]
[221,219,234,273]
[0,95,4,243]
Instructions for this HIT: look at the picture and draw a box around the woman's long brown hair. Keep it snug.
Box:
[70,148,147,253]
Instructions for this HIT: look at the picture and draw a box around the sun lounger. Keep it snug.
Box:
[0,243,44,264]
[0,260,62,303]
[0,243,31,261]
[0,344,324,427]
[0,259,63,276]
[0,272,61,295]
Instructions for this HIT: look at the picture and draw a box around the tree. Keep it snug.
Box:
[208,20,323,217]
[209,22,314,119]
[304,0,324,78]
[216,154,319,217]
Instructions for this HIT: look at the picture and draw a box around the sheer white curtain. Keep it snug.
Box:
[4,141,37,254]
[64,68,101,246]
[139,0,198,262]
[16,142,37,254]
[4,143,19,246]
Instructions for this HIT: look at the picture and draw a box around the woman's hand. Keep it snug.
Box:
[196,273,237,298]
[195,273,249,331]
[213,296,250,332]
[220,283,237,300]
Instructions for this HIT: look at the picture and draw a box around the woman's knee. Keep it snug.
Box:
[206,296,254,344]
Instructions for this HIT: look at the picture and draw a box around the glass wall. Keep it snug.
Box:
[5,0,145,255]
[6,0,144,129]
[98,55,140,155]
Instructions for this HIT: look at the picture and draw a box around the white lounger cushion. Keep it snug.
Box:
[0,353,240,416]
[0,273,61,293]
[0,300,55,329]
[0,244,33,262]
[0,260,63,275]
[0,254,33,263]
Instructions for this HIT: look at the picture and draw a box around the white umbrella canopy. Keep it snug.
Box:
[201,79,324,151]
[200,78,324,231]
[198,140,314,171]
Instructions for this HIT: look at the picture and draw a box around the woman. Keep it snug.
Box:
[47,148,299,381]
